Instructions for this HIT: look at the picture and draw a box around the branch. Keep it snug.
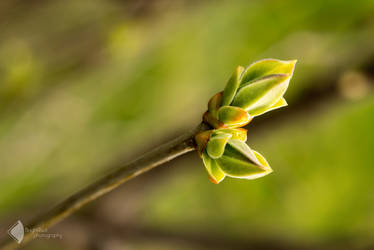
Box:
[0,123,207,249]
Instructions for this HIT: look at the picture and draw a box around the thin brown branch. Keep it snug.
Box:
[0,123,208,250]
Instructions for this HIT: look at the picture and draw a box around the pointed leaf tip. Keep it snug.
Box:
[240,58,297,86]
[222,66,245,106]
[243,150,273,179]
[215,142,272,180]
[227,139,262,167]
[217,154,268,179]
[208,92,223,118]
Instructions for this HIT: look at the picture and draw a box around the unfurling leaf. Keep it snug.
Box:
[248,97,287,117]
[226,139,261,166]
[201,138,273,182]
[202,151,226,184]
[221,66,245,106]
[206,132,232,159]
[215,128,247,142]
[218,106,252,128]
[217,141,272,179]
[208,92,223,118]
[240,59,296,86]
[244,150,273,179]
[232,74,290,115]
[217,155,267,178]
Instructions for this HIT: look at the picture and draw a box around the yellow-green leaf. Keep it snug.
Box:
[215,128,247,142]
[242,150,273,179]
[206,132,232,159]
[232,74,290,114]
[240,58,296,86]
[218,106,252,128]
[217,154,267,178]
[249,97,288,117]
[208,92,223,119]
[222,66,245,106]
[216,143,270,179]
[227,139,262,166]
[202,151,226,184]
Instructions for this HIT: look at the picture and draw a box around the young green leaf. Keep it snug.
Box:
[215,142,271,179]
[242,150,273,179]
[232,74,290,115]
[217,154,268,178]
[208,92,223,119]
[240,59,296,86]
[221,66,245,106]
[249,97,287,117]
[214,128,247,142]
[227,139,262,166]
[206,133,232,159]
[218,106,252,127]
[202,151,226,184]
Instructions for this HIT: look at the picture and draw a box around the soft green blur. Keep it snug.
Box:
[1,0,374,249]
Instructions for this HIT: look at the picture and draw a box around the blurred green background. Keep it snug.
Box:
[1,0,374,249]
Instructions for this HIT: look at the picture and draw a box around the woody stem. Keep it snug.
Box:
[0,123,209,250]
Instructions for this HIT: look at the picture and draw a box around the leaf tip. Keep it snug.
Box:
[209,176,223,184]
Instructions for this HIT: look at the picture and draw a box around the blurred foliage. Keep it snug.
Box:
[142,96,374,243]
[0,0,374,248]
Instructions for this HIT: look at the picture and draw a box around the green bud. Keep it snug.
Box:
[201,137,272,183]
[231,59,296,116]
[197,58,296,183]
